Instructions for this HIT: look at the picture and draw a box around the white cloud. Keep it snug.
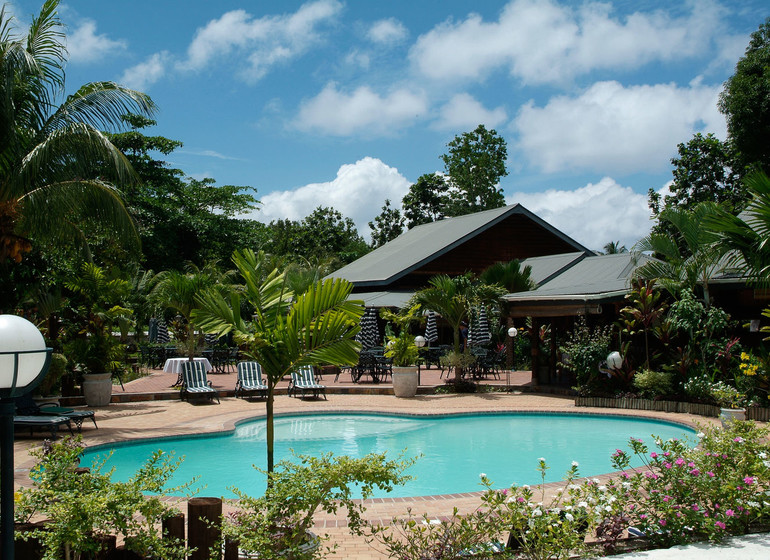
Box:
[367,18,408,44]
[434,93,507,130]
[294,83,428,136]
[507,177,653,250]
[179,0,342,83]
[345,49,370,69]
[514,80,725,174]
[66,20,126,63]
[409,0,724,85]
[119,52,171,91]
[247,157,411,240]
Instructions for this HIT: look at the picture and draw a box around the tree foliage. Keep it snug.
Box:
[0,0,155,263]
[719,17,770,174]
[368,199,404,247]
[402,125,508,228]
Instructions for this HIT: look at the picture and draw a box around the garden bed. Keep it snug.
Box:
[574,396,770,422]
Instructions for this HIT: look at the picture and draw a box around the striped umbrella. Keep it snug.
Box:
[476,306,491,345]
[156,320,170,344]
[424,311,438,344]
[148,317,159,343]
[356,307,380,350]
[204,333,219,346]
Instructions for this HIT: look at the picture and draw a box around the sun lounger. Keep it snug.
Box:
[15,395,97,431]
[181,360,220,404]
[14,415,74,439]
[288,366,326,400]
[235,361,268,400]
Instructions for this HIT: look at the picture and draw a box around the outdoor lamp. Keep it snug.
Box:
[0,315,53,560]
[507,327,518,388]
[414,336,426,386]
[607,351,623,370]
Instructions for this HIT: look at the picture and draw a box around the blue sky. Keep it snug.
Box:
[8,0,769,250]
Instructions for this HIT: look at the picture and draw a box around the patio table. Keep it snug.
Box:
[163,357,213,387]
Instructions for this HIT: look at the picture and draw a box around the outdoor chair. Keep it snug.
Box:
[14,415,73,439]
[288,366,326,399]
[235,361,269,400]
[180,360,220,404]
[15,394,97,432]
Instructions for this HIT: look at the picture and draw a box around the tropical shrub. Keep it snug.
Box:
[560,317,614,391]
[710,380,743,409]
[224,452,414,560]
[736,350,770,406]
[606,421,770,546]
[633,369,674,399]
[15,436,192,560]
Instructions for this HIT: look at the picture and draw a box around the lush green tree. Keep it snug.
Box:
[262,206,369,266]
[109,116,262,271]
[719,17,770,173]
[633,204,723,307]
[192,248,364,472]
[479,260,535,294]
[648,134,747,239]
[402,173,450,229]
[440,124,508,215]
[0,0,155,263]
[368,199,404,247]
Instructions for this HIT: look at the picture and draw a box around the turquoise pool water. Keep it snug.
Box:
[81,412,695,498]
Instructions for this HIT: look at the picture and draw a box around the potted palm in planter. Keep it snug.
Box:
[381,305,421,397]
[64,263,132,406]
[711,381,746,426]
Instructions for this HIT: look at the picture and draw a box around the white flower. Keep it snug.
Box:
[538,457,546,462]
[578,501,588,509]
[605,505,613,512]
[532,508,543,517]
[763,460,770,468]
[758,452,767,459]
[598,485,607,492]
[521,484,530,490]
[479,473,487,479]
[571,460,579,467]
[564,513,574,522]
[609,496,617,503]
[592,478,601,484]
[568,484,579,490]
[622,482,631,489]
[697,432,705,438]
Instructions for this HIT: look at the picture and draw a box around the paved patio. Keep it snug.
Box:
[13,368,731,559]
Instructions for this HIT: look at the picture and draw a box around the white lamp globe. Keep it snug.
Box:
[607,351,623,370]
[508,327,518,338]
[0,315,48,390]
[414,335,426,348]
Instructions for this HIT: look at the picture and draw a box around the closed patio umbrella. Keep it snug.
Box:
[148,317,158,343]
[476,306,491,346]
[425,311,438,344]
[156,320,170,344]
[356,307,380,350]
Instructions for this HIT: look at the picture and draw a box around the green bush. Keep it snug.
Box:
[633,369,673,398]
[560,317,613,389]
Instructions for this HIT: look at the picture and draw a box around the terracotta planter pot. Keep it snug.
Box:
[391,367,419,398]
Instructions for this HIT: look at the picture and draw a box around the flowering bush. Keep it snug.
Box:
[710,380,744,409]
[736,351,770,406]
[481,460,595,560]
[560,316,614,391]
[605,421,770,546]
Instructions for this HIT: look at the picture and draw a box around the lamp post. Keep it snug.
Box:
[507,327,518,389]
[414,336,426,386]
[0,315,53,560]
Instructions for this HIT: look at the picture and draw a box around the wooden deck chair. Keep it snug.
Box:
[181,360,220,403]
[288,366,326,400]
[236,361,268,400]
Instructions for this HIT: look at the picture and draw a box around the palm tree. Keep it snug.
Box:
[192,249,364,472]
[602,241,628,254]
[0,0,155,263]
[478,259,535,293]
[150,263,224,361]
[705,171,770,283]
[633,204,723,306]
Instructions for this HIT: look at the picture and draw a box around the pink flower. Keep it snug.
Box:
[640,514,648,519]
[650,452,658,458]
[726,509,735,517]
[676,512,682,518]
[706,471,715,478]
[744,476,755,484]
[621,472,630,479]
[663,496,671,502]
[690,469,700,476]
[734,437,744,443]
[675,458,685,466]
[687,462,696,468]
[664,462,673,469]
[715,521,726,530]
[664,452,671,457]
[659,520,667,527]
[692,504,700,511]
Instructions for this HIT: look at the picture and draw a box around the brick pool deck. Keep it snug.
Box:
[13,367,723,559]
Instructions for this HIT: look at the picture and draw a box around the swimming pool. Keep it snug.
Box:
[81,412,696,498]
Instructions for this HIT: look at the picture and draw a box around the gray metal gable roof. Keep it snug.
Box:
[329,204,592,286]
[506,253,655,301]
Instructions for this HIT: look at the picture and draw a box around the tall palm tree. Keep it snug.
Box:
[633,204,722,306]
[705,171,770,283]
[192,249,364,473]
[479,259,535,294]
[602,241,628,254]
[0,0,155,263]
